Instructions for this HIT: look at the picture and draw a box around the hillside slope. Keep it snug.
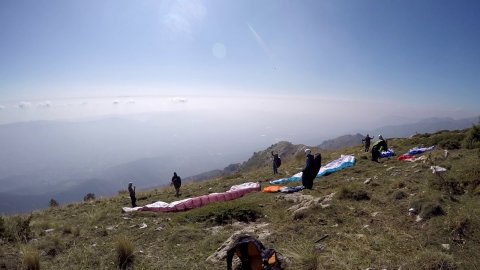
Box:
[317,133,365,151]
[1,127,480,269]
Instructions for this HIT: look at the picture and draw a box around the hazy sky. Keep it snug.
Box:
[1,0,479,120]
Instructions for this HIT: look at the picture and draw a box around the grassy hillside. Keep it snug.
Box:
[1,127,480,269]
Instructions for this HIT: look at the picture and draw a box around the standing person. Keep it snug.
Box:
[301,149,315,189]
[171,172,182,197]
[271,151,280,175]
[128,182,136,207]
[362,134,374,152]
[371,135,388,162]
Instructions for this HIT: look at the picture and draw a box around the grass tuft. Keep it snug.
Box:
[393,190,408,200]
[410,199,444,219]
[404,250,457,270]
[2,215,32,242]
[338,186,370,201]
[21,245,40,270]
[115,236,134,270]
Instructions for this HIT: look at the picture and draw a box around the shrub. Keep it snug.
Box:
[451,217,470,240]
[21,245,40,270]
[115,236,134,270]
[62,225,72,235]
[393,190,408,200]
[0,216,5,238]
[38,235,63,258]
[3,215,32,242]
[409,199,444,219]
[179,201,262,225]
[72,227,81,237]
[462,125,480,149]
[49,198,59,208]
[338,186,370,201]
[404,250,457,270]
[83,193,96,201]
[439,139,461,150]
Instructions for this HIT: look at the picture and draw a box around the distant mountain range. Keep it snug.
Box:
[317,134,365,150]
[315,116,479,151]
[370,116,479,138]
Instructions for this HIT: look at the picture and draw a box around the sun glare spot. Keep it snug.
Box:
[212,43,226,59]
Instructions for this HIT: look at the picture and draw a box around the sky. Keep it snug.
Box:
[0,0,479,122]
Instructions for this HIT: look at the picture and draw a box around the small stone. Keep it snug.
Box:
[314,243,326,251]
[355,234,366,239]
[364,178,372,184]
[386,167,395,172]
[44,228,55,233]
[371,212,380,217]
[139,223,147,229]
[415,215,423,222]
[441,244,450,250]
[155,226,164,231]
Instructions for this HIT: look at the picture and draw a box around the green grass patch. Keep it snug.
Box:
[338,185,370,201]
[177,200,262,225]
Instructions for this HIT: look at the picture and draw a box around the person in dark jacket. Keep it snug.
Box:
[371,135,388,162]
[302,149,315,189]
[271,151,279,175]
[171,172,182,197]
[128,182,136,207]
[362,134,374,152]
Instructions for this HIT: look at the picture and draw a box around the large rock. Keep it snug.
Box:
[206,223,270,264]
[279,192,335,214]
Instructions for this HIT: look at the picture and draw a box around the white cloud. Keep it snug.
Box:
[37,101,51,108]
[0,105,4,110]
[170,97,188,103]
[18,102,31,109]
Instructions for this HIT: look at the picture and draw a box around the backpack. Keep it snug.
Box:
[312,153,322,176]
[226,235,282,270]
[274,157,281,168]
